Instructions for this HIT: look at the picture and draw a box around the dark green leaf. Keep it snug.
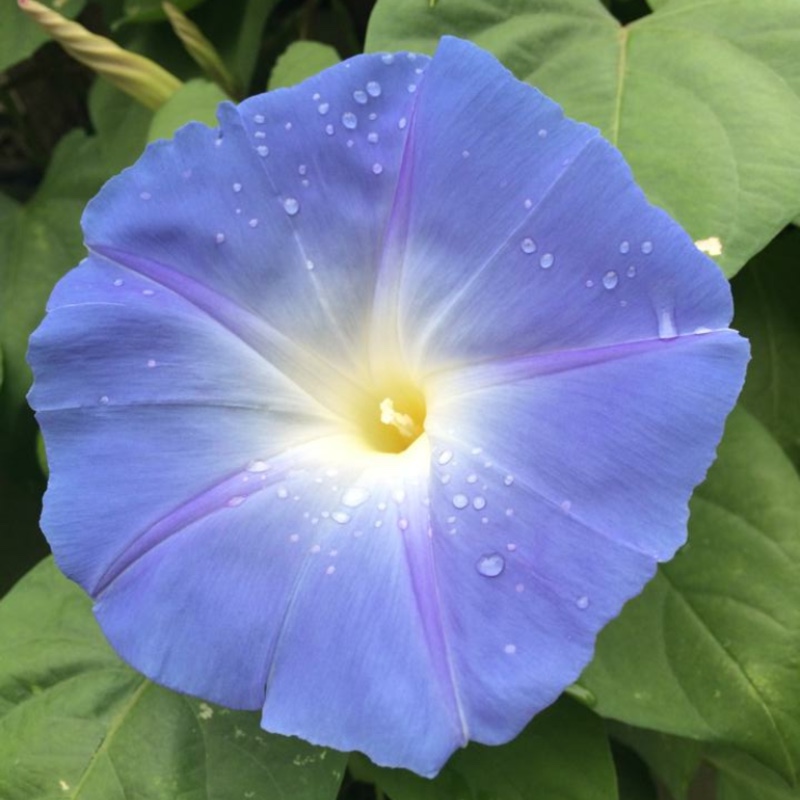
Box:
[147,78,227,142]
[580,407,800,784]
[268,41,341,91]
[351,698,618,800]
[121,0,205,24]
[733,227,800,467]
[0,558,346,800]
[713,751,800,800]
[0,131,107,424]
[365,0,800,277]
[0,0,85,73]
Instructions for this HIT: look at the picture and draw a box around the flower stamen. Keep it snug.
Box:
[380,397,422,440]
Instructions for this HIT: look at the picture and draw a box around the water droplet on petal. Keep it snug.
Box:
[283,197,300,215]
[619,240,630,254]
[538,128,548,138]
[521,237,536,254]
[139,191,151,200]
[326,565,336,575]
[247,460,269,473]
[215,232,225,244]
[367,132,379,143]
[504,643,517,655]
[325,124,334,136]
[438,449,453,465]
[317,102,330,115]
[641,240,653,254]
[227,495,246,507]
[353,90,368,104]
[472,495,487,510]
[256,145,269,157]
[452,494,469,509]
[407,83,417,93]
[372,163,383,175]
[146,359,156,368]
[248,218,258,228]
[342,487,370,508]
[602,270,618,290]
[476,553,505,577]
[332,511,350,524]
[524,198,533,209]
[576,595,590,609]
[504,475,514,486]
[539,253,554,269]
[398,117,407,130]
[658,308,678,340]
[398,518,409,531]
[254,114,265,123]
[289,533,300,543]
[99,395,110,404]
[113,279,124,287]
[381,54,394,64]
[277,487,289,499]
[366,81,381,97]
[342,112,357,129]
[298,164,307,175]
[626,265,636,278]
[233,182,242,192]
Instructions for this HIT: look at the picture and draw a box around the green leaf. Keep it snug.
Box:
[148,78,227,142]
[365,0,800,277]
[609,724,702,800]
[713,751,800,800]
[268,41,341,91]
[580,406,800,784]
[0,558,346,800]
[733,227,800,467]
[122,0,205,24]
[0,131,108,425]
[88,80,153,174]
[351,698,618,800]
[0,0,84,73]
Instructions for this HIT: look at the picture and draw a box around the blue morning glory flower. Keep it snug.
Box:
[28,37,748,776]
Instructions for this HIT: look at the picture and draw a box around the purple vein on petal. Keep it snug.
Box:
[411,134,601,360]
[93,433,341,596]
[428,329,740,402]
[88,244,369,420]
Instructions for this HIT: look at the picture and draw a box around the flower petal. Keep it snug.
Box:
[389,38,733,372]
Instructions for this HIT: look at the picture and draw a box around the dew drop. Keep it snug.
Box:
[506,543,517,552]
[146,359,156,368]
[248,218,258,228]
[227,495,246,507]
[658,308,678,340]
[504,475,514,486]
[462,149,470,159]
[325,124,334,135]
[99,395,109,404]
[254,131,266,139]
[113,279,124,287]
[466,474,478,484]
[407,83,417,93]
[342,486,370,508]
[367,132,379,143]
[538,128,548,138]
[560,499,572,513]
[576,595,590,609]
[305,259,315,271]
[298,164,307,175]
[452,494,469,510]
[353,90,368,104]
[520,237,536,254]
[524,198,533,210]
[381,53,394,64]
[247,460,269,473]
[332,510,351,525]
[254,114,265,123]
[472,495,487,510]
[398,117,407,130]
[342,112,357,130]
[515,582,525,593]
[626,265,636,278]
[142,289,155,296]
[504,643,517,655]
[233,182,242,192]
[476,553,505,578]
[346,139,354,148]
[619,240,630,254]
[326,565,336,575]
[437,449,454,465]
[602,270,618,290]
[641,240,653,254]
[398,518,409,531]
[366,81,382,97]
[585,279,594,288]
[539,253,554,269]
[310,544,321,554]
[317,102,330,115]
[256,145,269,157]
[215,232,225,244]
[139,191,151,200]
[369,112,378,121]
[277,487,289,499]
[283,197,300,215]
[289,533,300,543]
[372,163,383,175]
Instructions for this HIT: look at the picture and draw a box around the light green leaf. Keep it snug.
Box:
[0,558,346,800]
[713,752,800,800]
[366,0,800,277]
[148,78,227,142]
[0,0,84,73]
[733,227,800,467]
[580,406,800,784]
[122,0,205,24]
[351,698,617,800]
[0,131,107,425]
[88,80,153,175]
[268,41,341,91]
